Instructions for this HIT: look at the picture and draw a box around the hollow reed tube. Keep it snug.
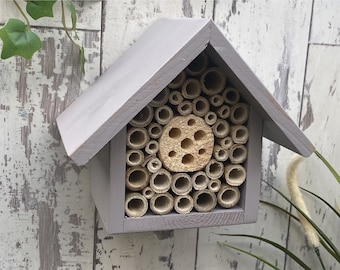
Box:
[224,164,246,186]
[126,127,149,150]
[205,159,224,179]
[125,192,148,217]
[213,145,229,162]
[222,87,240,105]
[147,123,163,139]
[126,166,149,191]
[200,67,226,96]
[150,192,174,215]
[142,186,155,200]
[155,105,174,125]
[149,87,170,107]
[169,90,184,106]
[209,94,224,107]
[230,125,249,144]
[193,189,217,212]
[147,157,162,173]
[185,52,208,76]
[217,184,240,208]
[126,149,144,166]
[171,173,192,195]
[204,111,217,126]
[229,144,248,164]
[230,103,249,125]
[216,105,231,119]
[217,136,233,149]
[145,140,159,155]
[208,179,222,193]
[177,100,193,116]
[168,71,186,89]
[191,171,209,190]
[150,168,172,193]
[129,104,154,127]
[212,119,230,138]
[192,96,210,117]
[181,78,201,99]
[174,195,194,214]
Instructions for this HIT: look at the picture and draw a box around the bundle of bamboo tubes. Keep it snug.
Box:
[124,51,249,217]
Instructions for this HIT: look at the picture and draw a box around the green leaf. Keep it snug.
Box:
[66,2,77,30]
[26,0,57,20]
[0,19,42,59]
[218,242,280,270]
[263,180,340,263]
[217,233,312,269]
[314,150,340,184]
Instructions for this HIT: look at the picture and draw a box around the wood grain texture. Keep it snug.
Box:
[0,3,101,268]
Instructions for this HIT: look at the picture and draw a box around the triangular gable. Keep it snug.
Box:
[57,18,314,166]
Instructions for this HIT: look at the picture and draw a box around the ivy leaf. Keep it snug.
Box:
[0,19,42,59]
[66,2,77,31]
[26,0,57,20]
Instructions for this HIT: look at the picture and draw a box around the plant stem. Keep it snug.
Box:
[60,0,80,49]
[12,0,31,30]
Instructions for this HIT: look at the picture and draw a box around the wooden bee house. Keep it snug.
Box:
[56,18,314,234]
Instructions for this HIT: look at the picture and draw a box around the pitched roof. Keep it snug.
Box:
[57,18,314,166]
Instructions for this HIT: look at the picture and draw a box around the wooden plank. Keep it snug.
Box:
[0,7,101,269]
[196,1,313,269]
[94,0,214,269]
[287,44,340,269]
[310,0,340,45]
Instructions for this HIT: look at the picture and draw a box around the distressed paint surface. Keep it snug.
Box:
[1,0,339,269]
[0,2,101,269]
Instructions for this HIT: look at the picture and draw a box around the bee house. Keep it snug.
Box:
[56,18,314,234]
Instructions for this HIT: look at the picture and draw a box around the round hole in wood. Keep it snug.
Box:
[182,154,194,164]
[187,118,196,126]
[169,128,181,139]
[194,130,206,140]
[168,150,176,157]
[198,148,206,155]
[181,138,193,149]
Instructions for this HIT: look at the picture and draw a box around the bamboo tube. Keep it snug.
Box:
[150,168,172,193]
[193,189,217,212]
[200,67,226,96]
[217,136,233,149]
[174,195,194,214]
[127,127,149,150]
[181,78,201,99]
[147,123,162,139]
[169,90,184,106]
[125,192,148,217]
[230,125,249,144]
[145,140,159,155]
[185,52,208,76]
[168,71,186,89]
[204,111,217,126]
[129,104,154,127]
[150,87,170,107]
[208,179,221,193]
[177,100,192,116]
[230,103,249,125]
[229,144,247,164]
[126,149,144,166]
[155,105,174,125]
[216,105,231,119]
[126,166,149,191]
[224,164,246,186]
[212,119,230,138]
[150,192,174,215]
[222,87,240,105]
[142,186,155,200]
[205,159,224,179]
[209,94,224,107]
[191,171,209,190]
[217,184,240,208]
[147,157,162,173]
[192,96,210,117]
[171,173,192,195]
[213,145,229,162]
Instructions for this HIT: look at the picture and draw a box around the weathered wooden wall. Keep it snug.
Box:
[1,1,339,269]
